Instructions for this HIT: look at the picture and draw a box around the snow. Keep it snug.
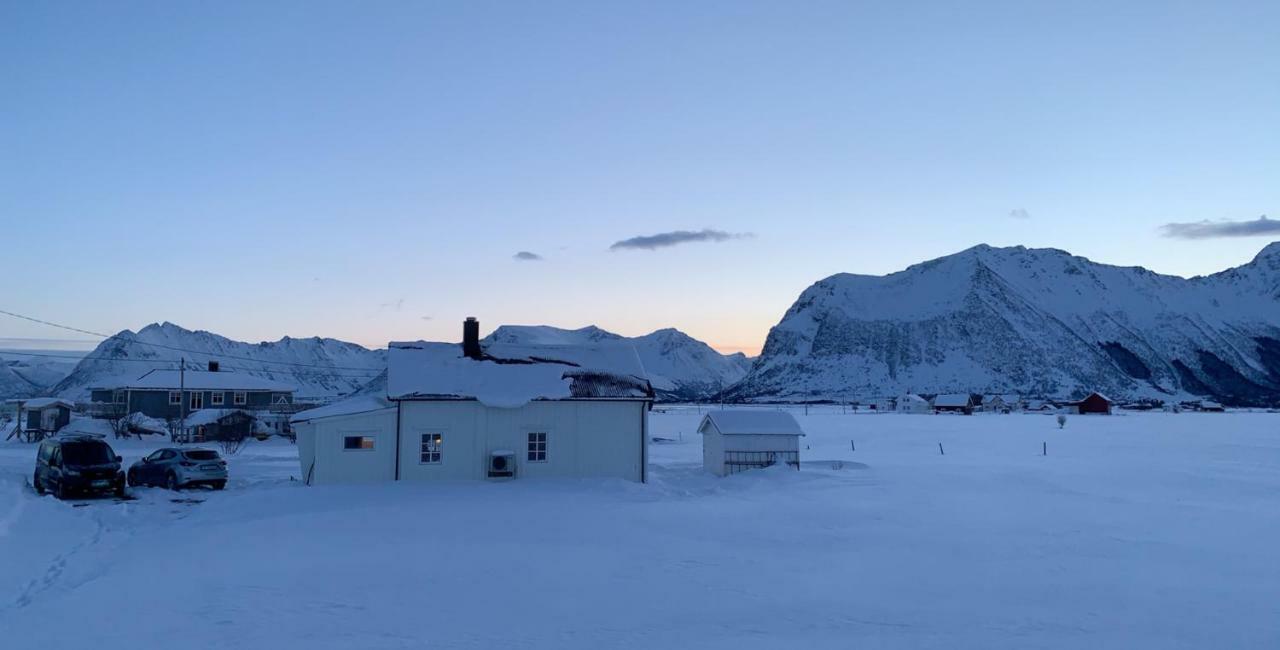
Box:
[701,409,805,435]
[16,397,72,409]
[2,409,1279,648]
[386,340,650,407]
[289,395,394,423]
[181,408,251,427]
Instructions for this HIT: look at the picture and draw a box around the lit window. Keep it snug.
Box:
[527,432,547,462]
[420,433,443,464]
[233,391,247,405]
[343,436,375,450]
[210,392,224,406]
[169,391,181,405]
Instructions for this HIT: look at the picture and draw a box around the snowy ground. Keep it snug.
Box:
[2,408,1279,649]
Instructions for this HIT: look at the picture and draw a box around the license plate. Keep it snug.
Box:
[201,464,220,471]
[92,480,110,488]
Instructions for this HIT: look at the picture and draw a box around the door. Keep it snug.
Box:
[47,447,64,491]
[41,409,58,431]
[140,450,167,484]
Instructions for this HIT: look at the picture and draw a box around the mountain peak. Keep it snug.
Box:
[1251,241,1280,265]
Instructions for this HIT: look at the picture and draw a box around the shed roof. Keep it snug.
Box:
[97,370,296,392]
[21,398,74,410]
[290,395,395,424]
[933,393,972,407]
[699,410,805,436]
[386,341,652,408]
[183,408,252,427]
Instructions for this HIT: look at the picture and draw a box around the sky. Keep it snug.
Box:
[3,1,1278,355]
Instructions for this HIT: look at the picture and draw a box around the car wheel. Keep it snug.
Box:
[127,469,138,487]
[115,477,128,498]
[212,480,226,491]
[167,472,181,491]
[33,474,45,495]
[55,479,67,500]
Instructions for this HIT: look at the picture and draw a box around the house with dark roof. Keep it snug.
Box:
[291,318,654,485]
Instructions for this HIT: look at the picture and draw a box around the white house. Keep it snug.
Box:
[291,318,654,485]
[698,410,805,476]
[896,394,932,414]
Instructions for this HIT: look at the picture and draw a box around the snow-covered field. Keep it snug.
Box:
[2,408,1279,649]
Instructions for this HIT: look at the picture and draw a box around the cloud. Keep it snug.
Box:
[1160,215,1278,239]
[609,229,753,252]
[1009,208,1031,219]
[420,315,433,321]
[377,298,404,313]
[513,251,543,261]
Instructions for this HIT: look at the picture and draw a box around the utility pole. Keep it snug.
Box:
[179,357,186,444]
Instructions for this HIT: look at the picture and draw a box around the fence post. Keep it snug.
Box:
[850,440,855,452]
[938,443,945,456]
[1042,441,1046,456]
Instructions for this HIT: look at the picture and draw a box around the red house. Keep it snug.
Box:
[1073,392,1113,415]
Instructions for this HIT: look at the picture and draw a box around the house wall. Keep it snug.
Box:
[294,408,398,484]
[699,422,725,476]
[397,400,646,482]
[113,389,291,419]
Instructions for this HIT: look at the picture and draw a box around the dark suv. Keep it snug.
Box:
[34,435,127,499]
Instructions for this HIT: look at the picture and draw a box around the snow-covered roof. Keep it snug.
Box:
[182,408,252,427]
[386,341,653,408]
[899,394,929,403]
[290,395,395,423]
[97,370,296,392]
[699,410,805,436]
[932,393,972,407]
[21,398,74,410]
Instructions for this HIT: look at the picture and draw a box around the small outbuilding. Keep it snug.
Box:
[1071,392,1113,415]
[932,393,974,414]
[6,398,74,441]
[698,410,805,476]
[896,394,933,414]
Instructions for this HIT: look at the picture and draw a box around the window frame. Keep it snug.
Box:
[168,391,181,405]
[527,432,548,463]
[189,391,204,410]
[233,391,247,405]
[419,432,443,464]
[343,435,376,451]
[210,391,225,406]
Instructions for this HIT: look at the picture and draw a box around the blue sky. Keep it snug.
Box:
[3,1,1277,354]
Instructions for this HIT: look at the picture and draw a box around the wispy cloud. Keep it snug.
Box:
[420,315,433,321]
[1160,215,1278,239]
[609,229,753,252]
[1009,208,1031,219]
[377,298,405,313]
[513,251,543,261]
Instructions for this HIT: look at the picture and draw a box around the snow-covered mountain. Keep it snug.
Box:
[484,325,751,400]
[49,323,386,400]
[0,351,81,400]
[727,243,1280,406]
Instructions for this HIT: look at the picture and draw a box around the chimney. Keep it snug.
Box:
[462,317,482,360]
[208,361,220,372]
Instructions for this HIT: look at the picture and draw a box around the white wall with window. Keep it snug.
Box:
[293,406,397,484]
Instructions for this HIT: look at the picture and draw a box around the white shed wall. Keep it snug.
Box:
[397,400,646,482]
[295,408,398,484]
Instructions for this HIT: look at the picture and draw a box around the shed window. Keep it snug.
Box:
[527,432,547,462]
[343,436,375,450]
[420,433,443,464]
[233,391,247,405]
[169,391,181,405]
[211,392,224,406]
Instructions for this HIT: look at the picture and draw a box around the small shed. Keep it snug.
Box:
[8,398,74,441]
[698,410,804,476]
[180,408,255,442]
[1073,392,1113,415]
[897,394,932,414]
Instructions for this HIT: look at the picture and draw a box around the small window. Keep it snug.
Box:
[420,433,443,464]
[189,392,204,410]
[343,436,375,450]
[211,392,225,406]
[169,391,181,405]
[527,432,547,462]
[233,391,247,405]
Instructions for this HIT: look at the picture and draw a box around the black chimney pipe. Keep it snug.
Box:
[462,317,481,359]
[208,361,220,372]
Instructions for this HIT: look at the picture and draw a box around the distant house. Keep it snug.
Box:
[1070,392,1113,415]
[178,408,257,442]
[1197,400,1225,413]
[897,394,932,414]
[4,398,73,441]
[291,318,654,485]
[870,397,895,412]
[698,410,804,476]
[932,393,974,414]
[90,363,296,422]
[1025,399,1057,412]
[981,394,1021,413]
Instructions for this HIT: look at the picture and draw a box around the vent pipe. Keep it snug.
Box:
[462,317,482,359]
[208,361,220,372]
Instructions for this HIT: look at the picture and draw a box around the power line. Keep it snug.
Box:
[0,308,386,373]
[0,349,384,378]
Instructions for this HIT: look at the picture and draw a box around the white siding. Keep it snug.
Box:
[397,400,645,482]
[720,433,801,454]
[294,408,397,484]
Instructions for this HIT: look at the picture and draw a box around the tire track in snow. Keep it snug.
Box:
[10,504,106,610]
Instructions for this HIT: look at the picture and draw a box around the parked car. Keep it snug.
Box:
[33,434,127,499]
[127,447,228,490]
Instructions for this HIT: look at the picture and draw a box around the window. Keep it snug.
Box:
[211,392,225,406]
[343,436,375,450]
[169,391,181,405]
[114,390,126,404]
[527,432,547,462]
[189,391,204,410]
[420,433,443,464]
[233,391,247,405]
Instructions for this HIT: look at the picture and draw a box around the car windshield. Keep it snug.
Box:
[184,450,220,461]
[61,442,114,466]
